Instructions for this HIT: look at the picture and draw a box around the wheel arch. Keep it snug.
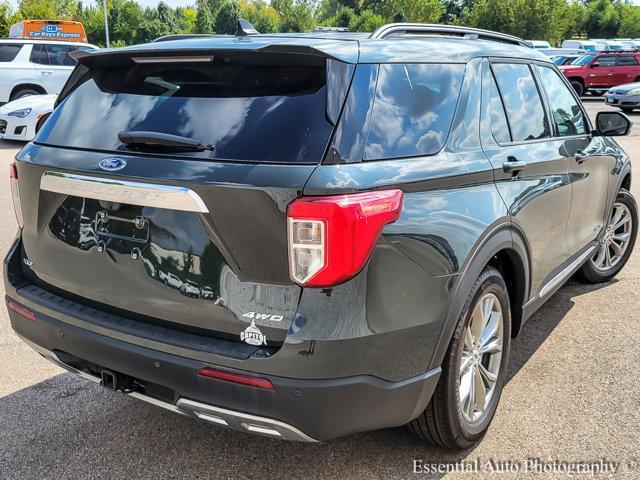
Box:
[9,83,47,100]
[427,223,531,370]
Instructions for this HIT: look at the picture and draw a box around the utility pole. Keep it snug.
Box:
[102,0,110,47]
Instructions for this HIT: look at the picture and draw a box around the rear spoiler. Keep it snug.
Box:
[59,41,358,108]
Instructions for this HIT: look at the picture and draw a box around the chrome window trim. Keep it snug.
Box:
[40,171,209,213]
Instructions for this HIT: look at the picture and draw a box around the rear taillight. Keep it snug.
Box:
[287,189,403,287]
[9,163,23,229]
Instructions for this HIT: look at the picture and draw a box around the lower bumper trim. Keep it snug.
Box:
[21,336,318,442]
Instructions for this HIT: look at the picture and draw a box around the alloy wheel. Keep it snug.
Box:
[458,292,504,423]
[591,202,633,272]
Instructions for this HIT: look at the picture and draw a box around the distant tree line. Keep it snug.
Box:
[1,0,640,47]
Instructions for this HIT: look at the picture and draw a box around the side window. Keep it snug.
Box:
[492,63,549,142]
[364,63,465,160]
[0,44,23,62]
[616,56,639,66]
[488,73,511,144]
[46,45,76,66]
[536,66,587,137]
[594,56,615,67]
[29,44,49,65]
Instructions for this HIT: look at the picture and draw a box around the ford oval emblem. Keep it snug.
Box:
[98,157,127,171]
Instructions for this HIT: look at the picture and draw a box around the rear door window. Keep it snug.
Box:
[46,44,77,66]
[491,63,549,142]
[36,55,336,164]
[0,44,22,62]
[363,63,465,160]
[594,56,615,67]
[616,56,639,66]
[29,44,49,65]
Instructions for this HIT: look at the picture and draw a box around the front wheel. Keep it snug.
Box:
[578,189,637,283]
[570,80,585,97]
[408,266,511,449]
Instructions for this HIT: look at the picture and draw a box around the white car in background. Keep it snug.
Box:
[0,39,97,104]
[0,94,56,141]
[527,40,552,49]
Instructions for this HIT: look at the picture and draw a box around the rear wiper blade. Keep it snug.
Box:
[118,131,214,152]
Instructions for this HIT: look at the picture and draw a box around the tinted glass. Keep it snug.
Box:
[36,58,334,163]
[46,44,76,66]
[0,44,22,62]
[492,63,548,142]
[616,56,639,66]
[594,56,615,67]
[583,45,597,51]
[29,44,49,65]
[537,66,587,137]
[489,73,511,144]
[364,63,465,160]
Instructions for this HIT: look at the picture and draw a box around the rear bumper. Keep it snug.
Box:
[4,239,440,441]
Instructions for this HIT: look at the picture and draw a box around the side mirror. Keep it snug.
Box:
[591,62,600,68]
[594,111,632,136]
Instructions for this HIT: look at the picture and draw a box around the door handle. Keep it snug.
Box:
[502,156,527,175]
[41,71,53,75]
[575,149,589,163]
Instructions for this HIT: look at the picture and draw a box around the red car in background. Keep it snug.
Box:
[560,51,640,96]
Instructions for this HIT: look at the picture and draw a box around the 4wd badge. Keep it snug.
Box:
[240,320,267,346]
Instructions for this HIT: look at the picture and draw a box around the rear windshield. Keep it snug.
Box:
[36,56,334,163]
[0,44,22,62]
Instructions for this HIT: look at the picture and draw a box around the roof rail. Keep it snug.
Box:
[369,23,532,48]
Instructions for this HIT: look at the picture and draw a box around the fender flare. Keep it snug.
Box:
[427,222,531,370]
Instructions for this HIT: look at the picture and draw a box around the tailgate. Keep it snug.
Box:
[16,148,315,346]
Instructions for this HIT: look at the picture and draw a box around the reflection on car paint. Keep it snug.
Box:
[46,197,297,339]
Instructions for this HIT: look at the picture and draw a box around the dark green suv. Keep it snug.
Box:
[4,22,636,449]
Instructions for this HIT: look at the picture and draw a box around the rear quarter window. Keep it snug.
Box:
[363,63,465,160]
[0,44,22,62]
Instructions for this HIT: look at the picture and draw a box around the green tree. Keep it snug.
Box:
[582,0,619,38]
[0,1,13,37]
[349,9,384,31]
[214,0,241,34]
[618,4,640,38]
[175,7,197,34]
[239,0,280,33]
[392,9,407,22]
[279,1,315,32]
[195,0,214,33]
[111,0,144,44]
[330,5,356,27]
[316,0,341,21]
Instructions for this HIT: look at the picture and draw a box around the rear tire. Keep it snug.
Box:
[408,267,511,449]
[570,80,585,97]
[578,189,637,284]
[10,88,40,101]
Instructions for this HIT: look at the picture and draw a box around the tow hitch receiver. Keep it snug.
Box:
[101,369,134,392]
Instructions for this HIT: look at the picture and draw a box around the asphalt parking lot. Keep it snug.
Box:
[1,100,639,480]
